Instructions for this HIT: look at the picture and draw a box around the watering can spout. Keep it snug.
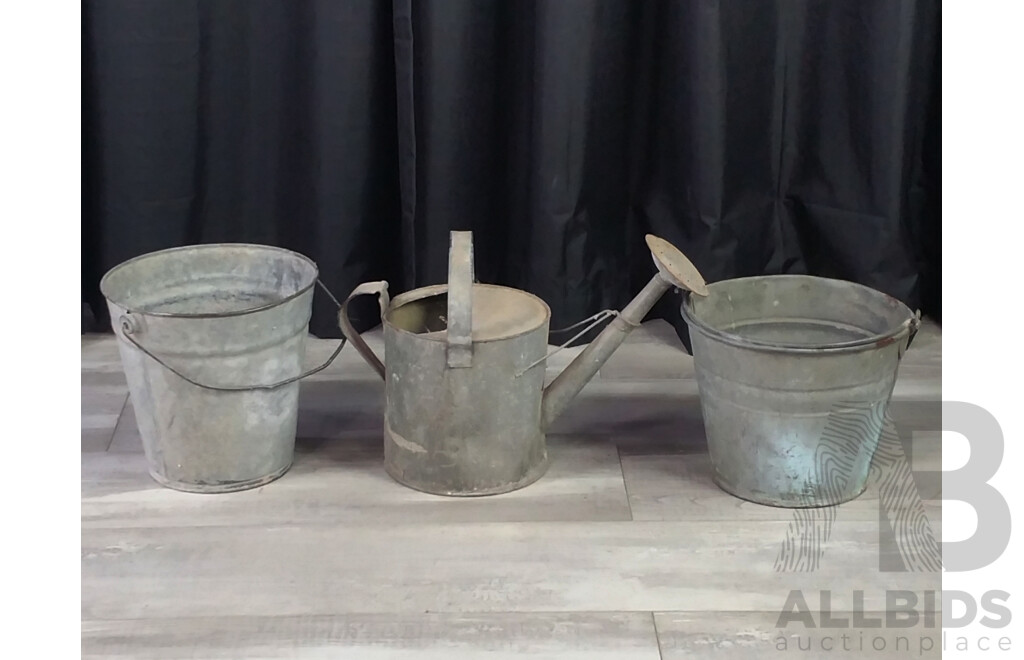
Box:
[540,235,707,429]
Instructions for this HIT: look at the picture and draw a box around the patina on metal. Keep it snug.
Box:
[101,244,345,494]
[340,232,703,496]
[680,275,920,508]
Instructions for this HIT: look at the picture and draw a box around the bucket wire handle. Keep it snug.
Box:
[119,279,347,392]
[337,280,390,381]
[446,231,474,368]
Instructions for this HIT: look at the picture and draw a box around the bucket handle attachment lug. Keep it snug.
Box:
[337,280,390,380]
[900,309,923,358]
[119,279,347,392]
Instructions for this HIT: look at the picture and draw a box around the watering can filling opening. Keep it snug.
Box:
[386,283,551,343]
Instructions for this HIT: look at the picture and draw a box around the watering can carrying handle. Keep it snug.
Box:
[337,280,390,380]
[447,231,475,368]
[119,279,347,392]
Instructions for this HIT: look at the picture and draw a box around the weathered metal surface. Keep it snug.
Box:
[340,232,701,496]
[385,286,550,495]
[445,231,474,369]
[646,234,709,296]
[100,244,322,493]
[680,275,919,508]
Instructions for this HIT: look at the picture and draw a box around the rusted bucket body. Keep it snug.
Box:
[100,244,343,493]
[680,275,919,507]
[342,232,699,496]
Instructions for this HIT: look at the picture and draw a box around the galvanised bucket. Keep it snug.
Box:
[680,275,919,507]
[340,232,702,496]
[100,244,345,493]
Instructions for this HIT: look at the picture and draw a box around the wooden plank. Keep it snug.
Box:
[107,376,387,453]
[83,435,632,528]
[654,611,941,659]
[82,520,939,619]
[82,334,123,371]
[597,319,695,380]
[82,370,128,452]
[620,434,942,522]
[613,368,943,519]
[301,329,388,382]
[547,379,701,441]
[82,612,661,660]
[81,321,943,660]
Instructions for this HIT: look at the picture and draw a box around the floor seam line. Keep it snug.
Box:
[617,445,636,521]
[652,611,665,660]
[105,392,129,452]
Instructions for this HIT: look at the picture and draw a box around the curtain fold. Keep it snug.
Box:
[83,0,940,341]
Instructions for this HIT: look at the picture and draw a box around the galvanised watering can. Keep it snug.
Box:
[340,232,705,496]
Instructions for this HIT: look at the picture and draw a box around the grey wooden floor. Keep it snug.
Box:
[82,320,942,659]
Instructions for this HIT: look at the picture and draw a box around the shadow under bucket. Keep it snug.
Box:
[100,244,343,493]
[680,275,919,508]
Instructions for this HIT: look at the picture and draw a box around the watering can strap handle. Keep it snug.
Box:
[337,280,389,381]
[447,231,474,369]
[119,279,347,392]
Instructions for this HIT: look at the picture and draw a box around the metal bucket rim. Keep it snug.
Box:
[680,274,915,354]
[385,283,552,344]
[99,243,319,320]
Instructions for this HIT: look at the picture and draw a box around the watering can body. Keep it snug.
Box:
[382,284,551,495]
[340,232,703,496]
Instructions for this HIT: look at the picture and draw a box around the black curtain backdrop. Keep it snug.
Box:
[82,0,940,344]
